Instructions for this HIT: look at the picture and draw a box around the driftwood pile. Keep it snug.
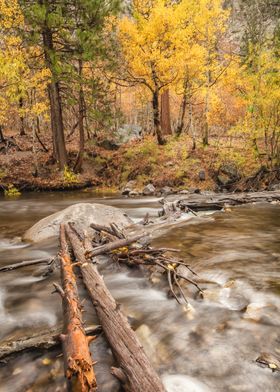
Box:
[0,220,201,391]
[58,222,202,391]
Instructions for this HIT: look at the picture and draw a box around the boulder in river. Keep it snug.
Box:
[142,183,156,196]
[122,180,137,195]
[160,186,173,195]
[23,203,132,243]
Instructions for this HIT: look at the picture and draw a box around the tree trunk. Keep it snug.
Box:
[152,90,166,145]
[160,89,172,135]
[189,103,196,150]
[19,97,26,136]
[41,5,67,170]
[58,224,97,391]
[176,93,187,137]
[203,40,211,146]
[202,87,209,146]
[66,225,165,392]
[47,81,67,169]
[0,125,5,143]
[74,60,85,173]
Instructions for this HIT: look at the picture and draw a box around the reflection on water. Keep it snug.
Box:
[0,192,279,392]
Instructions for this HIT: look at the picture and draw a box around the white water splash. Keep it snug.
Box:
[162,375,211,392]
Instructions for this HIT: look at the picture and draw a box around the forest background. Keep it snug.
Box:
[0,0,279,195]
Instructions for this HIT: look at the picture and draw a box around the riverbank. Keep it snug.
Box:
[1,130,279,194]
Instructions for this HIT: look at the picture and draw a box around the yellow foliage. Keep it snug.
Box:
[118,0,229,96]
[4,184,21,197]
[0,0,50,125]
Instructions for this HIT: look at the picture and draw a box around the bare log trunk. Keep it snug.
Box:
[58,224,97,391]
[65,224,165,392]
[165,190,280,212]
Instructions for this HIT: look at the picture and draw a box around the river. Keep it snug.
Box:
[0,191,279,392]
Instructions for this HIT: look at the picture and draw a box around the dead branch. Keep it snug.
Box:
[85,233,147,259]
[0,257,54,272]
[0,324,101,362]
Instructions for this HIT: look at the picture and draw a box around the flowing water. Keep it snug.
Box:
[0,191,279,392]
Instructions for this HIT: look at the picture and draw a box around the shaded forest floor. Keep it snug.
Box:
[0,129,279,194]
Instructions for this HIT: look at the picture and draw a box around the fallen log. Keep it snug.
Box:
[58,224,97,392]
[65,224,165,392]
[85,232,147,259]
[0,324,100,362]
[0,257,53,272]
[165,190,280,212]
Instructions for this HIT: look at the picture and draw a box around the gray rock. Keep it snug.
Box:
[122,180,137,195]
[161,186,173,195]
[188,188,201,194]
[135,324,169,366]
[142,183,156,196]
[269,183,280,191]
[23,203,132,243]
[116,124,142,144]
[219,162,240,180]
[199,170,206,181]
[129,190,139,196]
[217,175,230,186]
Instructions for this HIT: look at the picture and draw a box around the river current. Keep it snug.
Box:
[0,191,279,392]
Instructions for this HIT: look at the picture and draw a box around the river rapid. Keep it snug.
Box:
[0,191,279,392]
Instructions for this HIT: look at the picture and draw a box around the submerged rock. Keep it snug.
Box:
[135,324,169,366]
[23,203,132,242]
